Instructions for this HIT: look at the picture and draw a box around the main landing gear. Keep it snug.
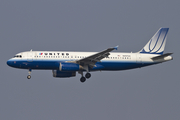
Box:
[27,69,32,79]
[79,71,91,83]
[79,65,92,83]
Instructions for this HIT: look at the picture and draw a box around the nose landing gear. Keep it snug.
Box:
[27,69,32,79]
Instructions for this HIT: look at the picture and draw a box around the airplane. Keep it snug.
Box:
[7,28,173,82]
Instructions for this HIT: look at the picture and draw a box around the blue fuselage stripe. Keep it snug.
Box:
[7,59,154,71]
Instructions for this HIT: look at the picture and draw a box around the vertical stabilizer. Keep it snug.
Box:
[139,28,169,54]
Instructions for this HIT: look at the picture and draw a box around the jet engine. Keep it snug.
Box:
[59,63,83,71]
[52,70,76,78]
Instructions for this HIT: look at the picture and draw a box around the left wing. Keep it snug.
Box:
[75,46,118,68]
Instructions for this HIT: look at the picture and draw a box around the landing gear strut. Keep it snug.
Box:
[27,69,32,79]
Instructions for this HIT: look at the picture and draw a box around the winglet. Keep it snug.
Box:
[114,45,119,50]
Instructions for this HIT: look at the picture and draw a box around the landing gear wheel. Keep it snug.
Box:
[80,77,86,83]
[85,73,91,79]
[27,75,31,79]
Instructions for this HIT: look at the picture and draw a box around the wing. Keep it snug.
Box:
[75,46,118,68]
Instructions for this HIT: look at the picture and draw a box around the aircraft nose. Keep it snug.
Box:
[7,59,13,67]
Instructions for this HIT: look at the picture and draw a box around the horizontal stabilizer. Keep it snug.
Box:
[151,53,173,60]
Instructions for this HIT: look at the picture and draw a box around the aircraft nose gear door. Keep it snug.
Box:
[27,50,33,62]
[136,54,141,64]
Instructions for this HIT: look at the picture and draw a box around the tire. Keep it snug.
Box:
[85,73,91,79]
[27,75,31,79]
[80,77,86,83]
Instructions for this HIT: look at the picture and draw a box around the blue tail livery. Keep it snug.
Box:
[139,28,169,54]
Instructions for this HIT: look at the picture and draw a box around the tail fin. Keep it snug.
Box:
[139,28,169,54]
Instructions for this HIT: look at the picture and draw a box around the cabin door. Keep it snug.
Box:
[27,52,33,62]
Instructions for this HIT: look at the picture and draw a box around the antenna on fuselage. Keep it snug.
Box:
[30,49,32,52]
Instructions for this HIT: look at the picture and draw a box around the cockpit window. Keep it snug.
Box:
[14,55,22,58]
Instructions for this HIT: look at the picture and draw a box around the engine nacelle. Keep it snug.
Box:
[52,70,76,78]
[59,63,82,71]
